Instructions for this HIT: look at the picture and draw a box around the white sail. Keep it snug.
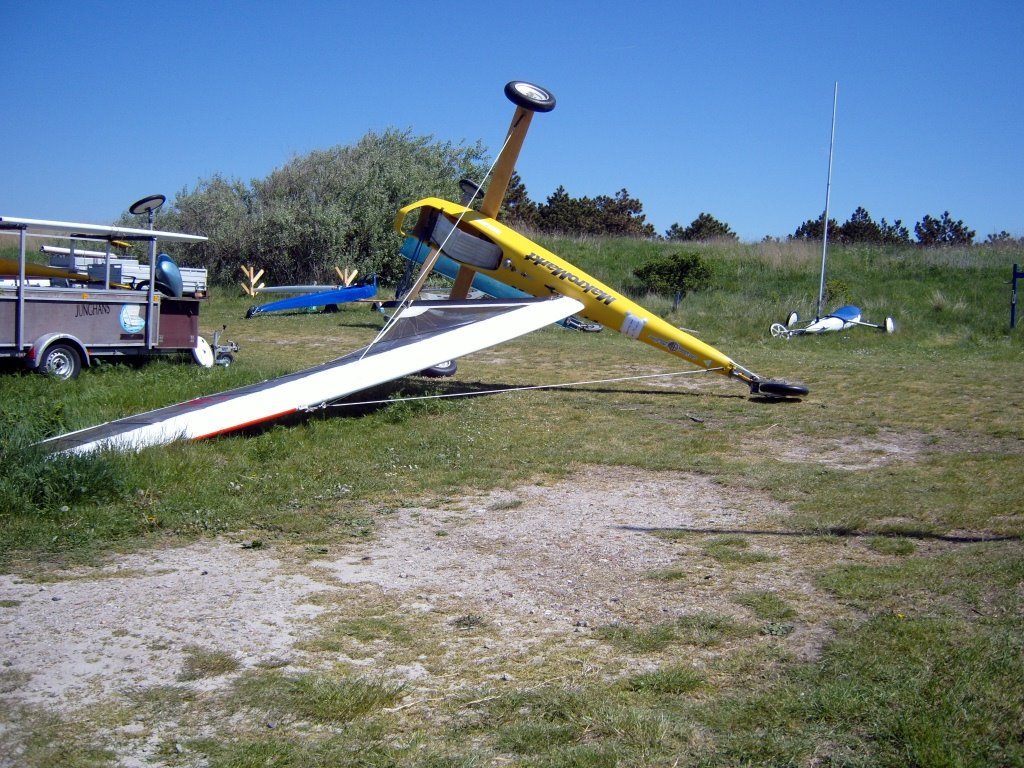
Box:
[43,296,583,455]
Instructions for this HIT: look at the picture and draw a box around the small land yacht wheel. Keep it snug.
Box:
[420,360,457,378]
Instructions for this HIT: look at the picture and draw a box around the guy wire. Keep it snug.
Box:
[309,367,725,411]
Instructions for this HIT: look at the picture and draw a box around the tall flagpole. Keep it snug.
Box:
[816,81,838,320]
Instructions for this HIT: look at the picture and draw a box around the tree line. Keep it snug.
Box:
[514,187,1001,248]
[145,130,1018,285]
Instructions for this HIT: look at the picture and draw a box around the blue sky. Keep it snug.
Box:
[3,0,1022,241]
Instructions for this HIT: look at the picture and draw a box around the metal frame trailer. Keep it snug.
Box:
[0,215,208,380]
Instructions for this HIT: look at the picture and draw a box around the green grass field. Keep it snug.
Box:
[1,238,1022,766]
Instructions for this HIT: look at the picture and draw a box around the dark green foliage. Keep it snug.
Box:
[538,187,656,238]
[536,185,585,233]
[824,277,850,304]
[785,207,989,246]
[793,208,911,244]
[665,212,738,242]
[835,206,912,245]
[633,250,712,295]
[589,188,657,238]
[877,216,913,244]
[984,230,1022,246]
[836,206,881,244]
[791,212,840,240]
[915,210,976,246]
[499,170,539,229]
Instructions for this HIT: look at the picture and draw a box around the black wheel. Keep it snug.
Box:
[420,360,457,378]
[129,194,166,216]
[216,353,234,367]
[753,379,809,398]
[504,81,556,112]
[39,343,82,381]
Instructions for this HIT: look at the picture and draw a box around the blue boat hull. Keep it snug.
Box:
[247,278,377,317]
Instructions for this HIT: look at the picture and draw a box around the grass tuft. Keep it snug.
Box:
[734,591,798,620]
[177,646,241,681]
[867,535,917,556]
[624,664,705,695]
[596,613,751,653]
[235,670,405,724]
[703,535,778,565]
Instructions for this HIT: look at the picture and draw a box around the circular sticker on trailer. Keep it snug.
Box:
[119,305,146,333]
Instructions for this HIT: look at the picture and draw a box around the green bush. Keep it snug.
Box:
[633,250,712,296]
[824,278,850,305]
[133,130,489,286]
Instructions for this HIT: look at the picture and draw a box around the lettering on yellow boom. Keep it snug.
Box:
[523,253,617,306]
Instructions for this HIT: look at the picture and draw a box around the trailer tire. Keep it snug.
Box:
[39,343,82,381]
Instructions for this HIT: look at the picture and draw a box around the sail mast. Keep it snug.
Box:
[816,81,838,320]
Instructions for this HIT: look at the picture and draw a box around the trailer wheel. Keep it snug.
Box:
[39,343,81,381]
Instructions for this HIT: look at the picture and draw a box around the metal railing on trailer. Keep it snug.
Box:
[0,212,207,374]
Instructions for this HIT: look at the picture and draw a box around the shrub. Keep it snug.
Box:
[824,278,850,305]
[633,251,712,296]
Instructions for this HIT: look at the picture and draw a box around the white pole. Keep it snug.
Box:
[816,81,838,320]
